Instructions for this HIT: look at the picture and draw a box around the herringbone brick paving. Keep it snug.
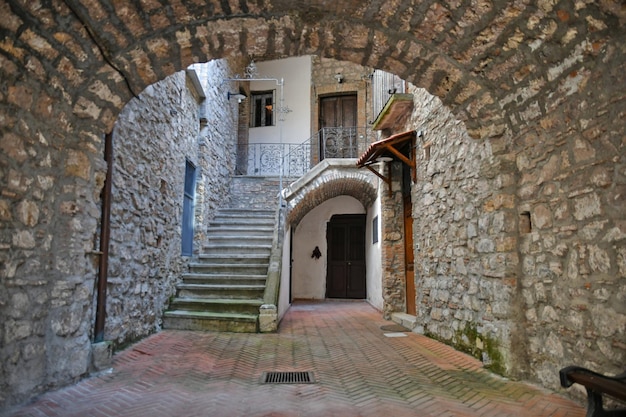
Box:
[3,301,585,417]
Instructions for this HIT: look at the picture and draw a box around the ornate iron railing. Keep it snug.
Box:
[236,142,306,176]
[237,127,371,177]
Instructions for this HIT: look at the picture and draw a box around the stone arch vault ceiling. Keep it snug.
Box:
[2,0,624,140]
[2,0,626,407]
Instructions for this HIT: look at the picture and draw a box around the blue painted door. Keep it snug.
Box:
[181,160,196,256]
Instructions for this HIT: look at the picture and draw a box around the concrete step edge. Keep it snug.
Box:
[164,310,258,321]
[177,284,266,290]
[188,263,269,267]
[170,297,264,306]
[181,273,267,279]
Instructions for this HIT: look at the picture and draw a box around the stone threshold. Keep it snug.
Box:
[391,312,417,330]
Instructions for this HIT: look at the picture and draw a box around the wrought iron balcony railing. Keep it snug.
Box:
[236,127,371,177]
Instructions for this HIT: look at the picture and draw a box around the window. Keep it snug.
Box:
[250,91,274,127]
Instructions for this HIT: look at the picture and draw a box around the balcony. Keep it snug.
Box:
[236,127,371,177]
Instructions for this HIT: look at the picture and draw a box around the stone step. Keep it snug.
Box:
[209,218,275,227]
[177,283,265,299]
[391,312,417,330]
[195,253,270,264]
[216,209,276,219]
[206,226,274,237]
[180,273,267,286]
[210,214,274,221]
[188,262,268,275]
[202,243,272,255]
[162,310,259,333]
[163,199,277,334]
[168,298,263,315]
[205,235,273,245]
[216,208,275,217]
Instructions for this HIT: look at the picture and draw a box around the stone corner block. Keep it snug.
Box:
[259,304,278,333]
[91,341,113,371]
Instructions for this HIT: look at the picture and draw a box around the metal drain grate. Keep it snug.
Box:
[261,371,315,384]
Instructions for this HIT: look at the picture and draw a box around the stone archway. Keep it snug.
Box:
[8,1,609,138]
[283,160,378,227]
[2,0,625,408]
[3,1,622,141]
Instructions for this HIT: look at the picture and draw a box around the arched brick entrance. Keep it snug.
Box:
[284,160,378,226]
[8,1,621,139]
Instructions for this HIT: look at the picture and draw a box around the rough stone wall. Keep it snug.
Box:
[228,177,281,211]
[404,77,625,385]
[0,31,113,412]
[235,87,251,175]
[380,162,407,318]
[513,64,626,387]
[0,61,238,407]
[400,87,516,374]
[104,64,237,345]
[105,72,197,344]
[194,60,240,245]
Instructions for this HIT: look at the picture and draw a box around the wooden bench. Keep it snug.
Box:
[559,366,626,417]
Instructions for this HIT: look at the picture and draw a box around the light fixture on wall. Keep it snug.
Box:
[227,92,247,103]
[375,156,393,163]
[334,73,344,84]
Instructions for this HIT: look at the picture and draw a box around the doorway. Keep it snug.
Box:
[404,195,416,315]
[181,160,197,256]
[326,214,366,299]
[319,94,358,159]
[403,161,416,315]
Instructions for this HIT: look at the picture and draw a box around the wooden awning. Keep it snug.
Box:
[356,130,416,168]
[356,130,417,193]
[371,94,414,131]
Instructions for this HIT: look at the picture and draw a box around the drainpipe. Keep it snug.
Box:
[94,132,113,343]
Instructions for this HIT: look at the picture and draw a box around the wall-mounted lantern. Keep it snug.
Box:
[227,92,247,103]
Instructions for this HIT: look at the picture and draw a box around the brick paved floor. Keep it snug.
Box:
[3,301,585,417]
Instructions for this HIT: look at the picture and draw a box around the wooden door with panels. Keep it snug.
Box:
[319,94,358,159]
[404,195,416,315]
[326,214,366,299]
[403,159,416,315]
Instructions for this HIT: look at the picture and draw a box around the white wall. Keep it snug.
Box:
[249,56,312,145]
[291,196,365,300]
[365,192,383,311]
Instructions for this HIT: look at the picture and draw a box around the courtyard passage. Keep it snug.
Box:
[3,301,585,417]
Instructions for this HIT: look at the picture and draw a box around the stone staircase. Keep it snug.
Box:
[163,207,275,332]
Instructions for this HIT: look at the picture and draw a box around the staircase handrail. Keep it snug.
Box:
[258,199,284,332]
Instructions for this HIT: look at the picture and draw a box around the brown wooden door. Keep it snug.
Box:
[404,196,416,315]
[327,214,366,299]
[319,94,357,159]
